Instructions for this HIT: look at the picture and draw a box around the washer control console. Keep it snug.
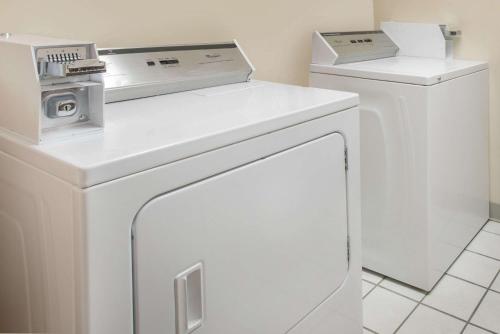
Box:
[312,31,399,65]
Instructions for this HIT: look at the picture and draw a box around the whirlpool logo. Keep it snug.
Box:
[205,53,221,59]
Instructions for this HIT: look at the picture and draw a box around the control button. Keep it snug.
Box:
[357,40,364,43]
[147,61,155,66]
[350,40,357,43]
[364,38,373,42]
[159,59,179,65]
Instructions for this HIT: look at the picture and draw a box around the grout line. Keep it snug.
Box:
[446,273,491,290]
[362,283,380,300]
[385,286,476,334]
[421,225,496,333]
[392,225,488,333]
[419,303,470,323]
[377,285,424,303]
[482,229,500,237]
[465,324,498,334]
[393,300,420,333]
[380,283,468,332]
[362,281,378,299]
[379,243,465,333]
[362,278,383,286]
[363,222,497,334]
[439,221,491,281]
[378,287,495,333]
[447,270,500,294]
[363,277,426,333]
[363,326,378,334]
[466,249,500,262]
[462,219,500,263]
[463,249,500,263]
[460,269,500,334]
[361,270,386,334]
[362,269,386,300]
[361,270,385,334]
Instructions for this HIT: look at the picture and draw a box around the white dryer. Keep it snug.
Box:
[309,22,490,291]
[0,35,362,334]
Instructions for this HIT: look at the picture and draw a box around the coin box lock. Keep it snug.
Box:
[44,92,79,118]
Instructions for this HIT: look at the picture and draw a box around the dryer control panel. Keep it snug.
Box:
[99,42,254,103]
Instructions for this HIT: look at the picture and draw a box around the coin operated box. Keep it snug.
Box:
[0,33,106,144]
[380,22,461,59]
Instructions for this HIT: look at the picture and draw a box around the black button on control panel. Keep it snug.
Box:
[350,40,357,43]
[147,61,155,66]
[159,59,179,65]
[364,39,373,42]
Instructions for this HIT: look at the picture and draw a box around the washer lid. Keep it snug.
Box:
[0,81,358,188]
[310,56,488,85]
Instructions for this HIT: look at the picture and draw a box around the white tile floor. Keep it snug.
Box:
[362,220,500,334]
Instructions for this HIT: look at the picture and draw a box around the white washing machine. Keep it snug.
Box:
[0,35,362,334]
[309,22,490,291]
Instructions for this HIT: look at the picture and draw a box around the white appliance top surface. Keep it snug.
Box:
[0,33,91,47]
[310,56,488,85]
[1,81,358,187]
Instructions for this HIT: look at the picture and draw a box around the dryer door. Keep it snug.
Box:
[133,133,350,334]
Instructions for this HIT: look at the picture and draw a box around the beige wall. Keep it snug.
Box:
[374,0,500,218]
[0,0,373,85]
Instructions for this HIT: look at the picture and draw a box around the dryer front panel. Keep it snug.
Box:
[132,133,349,334]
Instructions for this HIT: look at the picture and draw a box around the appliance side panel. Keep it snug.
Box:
[0,150,80,334]
[427,70,490,286]
[311,31,338,65]
[310,72,432,289]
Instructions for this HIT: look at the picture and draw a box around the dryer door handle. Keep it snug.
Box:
[175,262,204,334]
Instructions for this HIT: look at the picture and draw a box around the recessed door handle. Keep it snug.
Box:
[175,262,204,334]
